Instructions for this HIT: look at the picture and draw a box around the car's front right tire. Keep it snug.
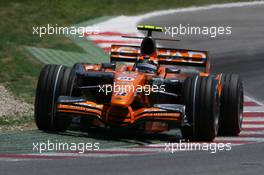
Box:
[218,74,244,136]
[181,76,220,141]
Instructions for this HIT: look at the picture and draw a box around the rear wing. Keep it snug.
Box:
[110,45,209,68]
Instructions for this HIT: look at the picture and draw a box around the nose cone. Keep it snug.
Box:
[111,72,144,108]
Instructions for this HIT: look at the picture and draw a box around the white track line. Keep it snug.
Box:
[244,106,264,112]
[243,117,264,122]
[242,124,264,128]
[241,130,264,134]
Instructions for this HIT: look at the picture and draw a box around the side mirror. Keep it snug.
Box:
[101,62,116,70]
[165,67,180,78]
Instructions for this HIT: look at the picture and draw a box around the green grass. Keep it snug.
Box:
[0,0,251,127]
[0,115,33,131]
[0,115,33,126]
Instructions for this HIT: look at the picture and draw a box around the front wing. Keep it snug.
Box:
[56,96,185,126]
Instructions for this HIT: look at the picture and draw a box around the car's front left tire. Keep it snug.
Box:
[34,64,73,132]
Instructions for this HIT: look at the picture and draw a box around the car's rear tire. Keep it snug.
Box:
[34,64,73,132]
[218,74,244,136]
[181,76,220,141]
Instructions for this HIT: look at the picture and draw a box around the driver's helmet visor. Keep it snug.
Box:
[136,62,157,73]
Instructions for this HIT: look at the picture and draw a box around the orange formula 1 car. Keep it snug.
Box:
[34,25,244,141]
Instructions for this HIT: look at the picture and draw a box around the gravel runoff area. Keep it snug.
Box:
[0,85,33,118]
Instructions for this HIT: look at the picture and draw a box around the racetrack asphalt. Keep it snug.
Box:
[1,142,264,175]
[1,3,264,175]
